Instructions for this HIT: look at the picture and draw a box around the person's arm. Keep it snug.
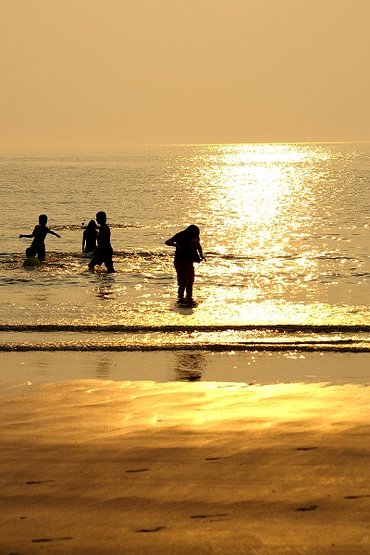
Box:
[20,226,37,239]
[197,241,206,261]
[82,231,86,252]
[165,236,177,247]
[48,228,61,239]
[165,234,182,248]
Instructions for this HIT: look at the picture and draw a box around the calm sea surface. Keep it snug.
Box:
[0,143,369,355]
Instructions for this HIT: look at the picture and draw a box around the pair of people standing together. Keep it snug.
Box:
[82,212,115,273]
[20,214,205,304]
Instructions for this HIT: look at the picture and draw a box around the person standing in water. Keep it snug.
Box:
[22,246,41,267]
[165,224,205,305]
[82,219,98,257]
[19,214,61,261]
[88,211,115,273]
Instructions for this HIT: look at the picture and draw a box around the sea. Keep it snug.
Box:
[0,143,369,382]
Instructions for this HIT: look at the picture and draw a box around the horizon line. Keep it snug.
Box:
[0,140,369,150]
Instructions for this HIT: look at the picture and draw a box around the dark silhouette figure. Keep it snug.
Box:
[23,246,41,267]
[88,211,115,273]
[19,214,61,261]
[82,219,98,257]
[165,224,205,304]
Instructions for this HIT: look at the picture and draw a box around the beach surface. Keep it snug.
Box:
[1,358,370,554]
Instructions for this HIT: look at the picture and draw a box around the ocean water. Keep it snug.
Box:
[0,143,369,355]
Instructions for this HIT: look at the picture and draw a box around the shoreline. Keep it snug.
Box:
[1,349,370,385]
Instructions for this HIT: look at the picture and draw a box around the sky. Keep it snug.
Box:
[0,0,369,147]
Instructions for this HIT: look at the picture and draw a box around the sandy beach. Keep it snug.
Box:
[2,0,370,550]
[1,353,370,554]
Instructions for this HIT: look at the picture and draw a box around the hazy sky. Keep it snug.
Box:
[1,0,369,147]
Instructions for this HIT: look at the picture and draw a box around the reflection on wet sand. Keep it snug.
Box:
[95,277,115,300]
[96,356,112,379]
[173,352,206,381]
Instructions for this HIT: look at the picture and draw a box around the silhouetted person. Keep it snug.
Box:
[19,214,61,261]
[88,211,115,273]
[82,219,98,257]
[165,224,205,304]
[22,246,41,268]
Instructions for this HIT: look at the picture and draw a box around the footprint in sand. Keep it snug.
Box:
[190,513,231,522]
[32,537,73,543]
[296,505,319,512]
[136,527,165,533]
[26,480,55,485]
[344,494,370,499]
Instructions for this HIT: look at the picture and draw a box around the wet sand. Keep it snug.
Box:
[1,368,370,554]
[1,349,370,385]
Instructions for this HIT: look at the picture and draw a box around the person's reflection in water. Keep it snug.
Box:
[173,352,206,381]
[95,276,115,300]
[96,357,112,380]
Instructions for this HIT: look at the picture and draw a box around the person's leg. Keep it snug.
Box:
[88,253,100,270]
[185,264,195,301]
[36,243,46,262]
[185,282,193,301]
[174,261,186,302]
[102,250,115,273]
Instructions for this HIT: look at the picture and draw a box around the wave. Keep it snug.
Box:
[0,250,366,263]
[1,324,369,352]
[53,223,145,231]
[0,250,171,262]
[0,323,369,333]
[0,342,369,353]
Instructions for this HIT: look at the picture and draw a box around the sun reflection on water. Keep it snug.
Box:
[204,143,328,251]
[195,146,329,309]
[185,143,366,326]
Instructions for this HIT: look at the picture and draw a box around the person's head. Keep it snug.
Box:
[185,224,200,239]
[39,214,48,225]
[25,246,36,257]
[96,211,107,225]
[87,219,97,229]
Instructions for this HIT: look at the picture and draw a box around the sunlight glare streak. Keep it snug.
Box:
[195,144,336,323]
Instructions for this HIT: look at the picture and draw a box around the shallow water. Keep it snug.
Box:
[2,350,370,386]
[0,143,369,353]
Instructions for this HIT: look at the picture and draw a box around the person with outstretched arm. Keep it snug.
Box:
[19,214,61,262]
